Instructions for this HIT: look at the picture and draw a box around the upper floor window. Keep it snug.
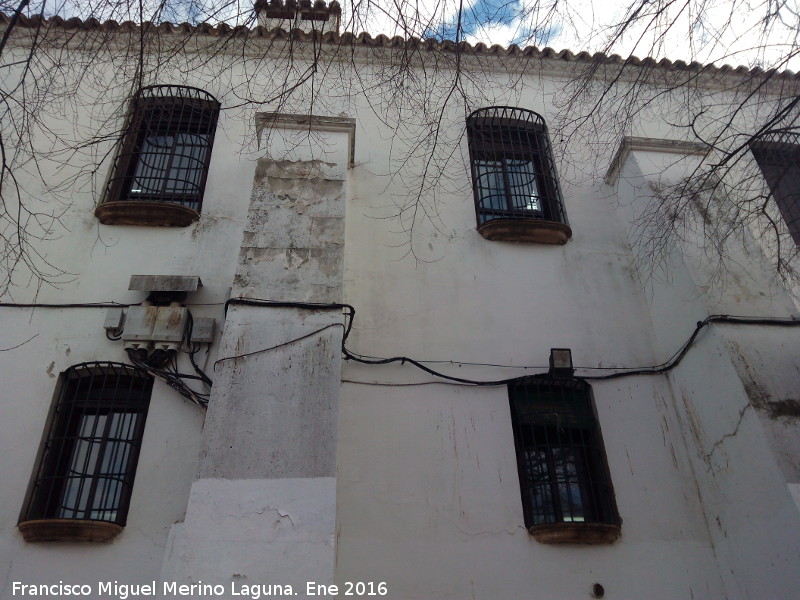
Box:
[750,139,800,246]
[467,107,571,244]
[508,376,620,543]
[96,85,220,227]
[19,362,153,542]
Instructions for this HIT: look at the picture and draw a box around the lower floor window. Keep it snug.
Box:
[508,377,619,537]
[22,362,152,528]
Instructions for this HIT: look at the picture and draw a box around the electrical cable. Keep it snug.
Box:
[126,347,210,409]
[0,299,217,405]
[120,308,214,409]
[0,302,132,308]
[213,323,344,369]
[183,311,214,386]
[224,297,355,340]
[581,315,800,380]
[217,299,800,385]
[0,333,39,352]
[340,314,800,385]
[221,298,514,384]
[341,378,483,387]
[341,346,518,386]
[3,297,798,386]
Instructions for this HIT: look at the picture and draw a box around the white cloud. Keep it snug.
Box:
[464,22,524,47]
[337,0,799,72]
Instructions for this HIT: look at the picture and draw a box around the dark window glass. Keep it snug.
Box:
[751,141,800,246]
[467,107,567,226]
[508,377,618,529]
[105,86,220,212]
[23,363,153,526]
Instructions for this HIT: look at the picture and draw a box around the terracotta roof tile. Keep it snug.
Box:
[2,11,798,80]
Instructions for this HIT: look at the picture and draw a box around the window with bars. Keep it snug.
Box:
[101,85,220,219]
[466,107,570,243]
[750,139,800,246]
[508,377,619,541]
[21,363,152,533]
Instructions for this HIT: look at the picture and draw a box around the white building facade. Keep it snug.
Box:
[0,10,799,600]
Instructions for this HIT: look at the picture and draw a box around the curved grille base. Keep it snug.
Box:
[529,522,620,544]
[18,519,123,543]
[95,200,199,227]
[477,218,571,244]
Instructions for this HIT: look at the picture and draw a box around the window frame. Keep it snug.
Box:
[19,362,153,542]
[466,106,571,244]
[508,376,620,543]
[97,85,221,227]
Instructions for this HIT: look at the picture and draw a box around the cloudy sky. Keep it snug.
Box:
[41,0,800,71]
[341,0,800,71]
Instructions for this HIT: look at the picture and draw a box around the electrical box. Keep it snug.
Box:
[190,317,216,344]
[115,274,209,354]
[152,306,189,351]
[103,308,125,331]
[122,305,159,349]
[122,305,188,352]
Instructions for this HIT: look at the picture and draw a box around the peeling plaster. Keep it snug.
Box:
[233,159,344,302]
[254,158,337,182]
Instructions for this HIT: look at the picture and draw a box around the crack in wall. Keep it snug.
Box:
[703,403,752,469]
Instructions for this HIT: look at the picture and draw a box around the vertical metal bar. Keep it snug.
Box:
[509,376,617,528]
[25,363,153,525]
[104,86,219,212]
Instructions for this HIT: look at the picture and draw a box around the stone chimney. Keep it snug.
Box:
[255,0,342,34]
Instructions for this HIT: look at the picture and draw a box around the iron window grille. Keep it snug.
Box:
[467,107,567,226]
[23,362,153,526]
[750,136,800,246]
[104,85,221,212]
[508,376,618,530]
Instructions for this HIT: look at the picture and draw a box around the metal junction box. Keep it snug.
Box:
[122,306,159,346]
[190,317,216,344]
[153,306,189,350]
[122,305,188,351]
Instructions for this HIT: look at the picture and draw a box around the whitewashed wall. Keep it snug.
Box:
[0,30,798,600]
